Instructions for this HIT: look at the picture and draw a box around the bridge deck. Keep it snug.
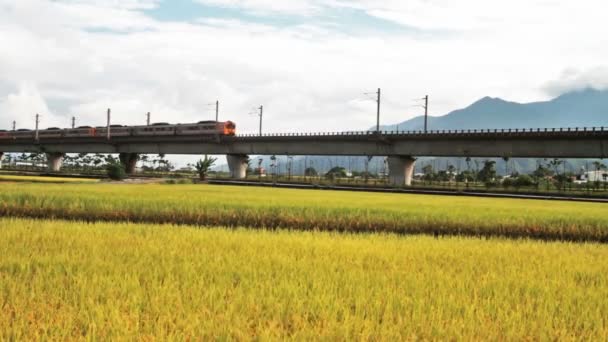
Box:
[1,128,607,158]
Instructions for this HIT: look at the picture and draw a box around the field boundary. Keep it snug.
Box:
[208,179,608,204]
[1,206,606,244]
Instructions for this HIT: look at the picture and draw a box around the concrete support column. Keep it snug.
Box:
[45,153,65,172]
[119,153,139,175]
[0,152,4,169]
[388,156,417,187]
[227,154,249,179]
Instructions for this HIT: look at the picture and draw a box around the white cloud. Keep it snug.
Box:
[544,67,608,96]
[0,0,607,141]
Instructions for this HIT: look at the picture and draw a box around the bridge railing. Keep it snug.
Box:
[235,126,607,138]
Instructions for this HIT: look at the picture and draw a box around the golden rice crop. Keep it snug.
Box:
[0,183,607,242]
[0,218,606,340]
[0,175,99,183]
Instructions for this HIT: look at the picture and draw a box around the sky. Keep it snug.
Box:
[1,0,607,138]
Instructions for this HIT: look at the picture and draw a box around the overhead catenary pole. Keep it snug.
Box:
[72,116,76,129]
[425,95,429,132]
[259,105,263,136]
[12,121,16,131]
[35,114,40,141]
[215,100,219,122]
[376,88,381,133]
[147,112,151,126]
[106,108,111,140]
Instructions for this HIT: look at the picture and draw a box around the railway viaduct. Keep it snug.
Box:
[1,127,607,186]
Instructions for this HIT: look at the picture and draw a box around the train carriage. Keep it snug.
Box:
[38,128,63,139]
[95,125,131,137]
[12,129,35,139]
[64,126,97,138]
[132,123,176,136]
[175,121,221,136]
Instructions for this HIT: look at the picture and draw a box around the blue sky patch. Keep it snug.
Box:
[143,0,412,34]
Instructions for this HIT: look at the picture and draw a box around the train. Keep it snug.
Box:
[0,121,236,140]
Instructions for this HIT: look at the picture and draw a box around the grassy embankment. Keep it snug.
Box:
[0,183,607,242]
[1,218,607,340]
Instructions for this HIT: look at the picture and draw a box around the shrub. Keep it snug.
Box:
[106,162,126,181]
[514,174,534,188]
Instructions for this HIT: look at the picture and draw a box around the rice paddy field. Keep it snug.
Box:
[0,174,99,184]
[0,182,607,242]
[1,181,607,339]
[1,218,607,340]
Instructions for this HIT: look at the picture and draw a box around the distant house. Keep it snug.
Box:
[578,171,608,183]
[253,167,267,177]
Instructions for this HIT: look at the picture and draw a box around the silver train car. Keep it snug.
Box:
[0,121,236,140]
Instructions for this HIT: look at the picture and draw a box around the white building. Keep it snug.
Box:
[579,171,608,183]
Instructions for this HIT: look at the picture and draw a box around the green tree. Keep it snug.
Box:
[106,160,126,181]
[325,167,347,179]
[477,160,497,183]
[456,170,475,182]
[194,156,217,181]
[447,165,456,180]
[422,164,435,182]
[514,174,534,188]
[305,167,318,176]
[547,159,565,190]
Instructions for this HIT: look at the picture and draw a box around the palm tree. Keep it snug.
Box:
[502,156,510,176]
[195,156,217,181]
[447,164,456,182]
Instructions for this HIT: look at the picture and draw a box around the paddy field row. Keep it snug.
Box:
[1,182,607,242]
[1,218,607,340]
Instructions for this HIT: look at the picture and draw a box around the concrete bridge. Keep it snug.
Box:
[1,127,607,185]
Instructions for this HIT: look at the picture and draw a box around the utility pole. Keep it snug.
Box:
[146,112,151,126]
[215,100,219,122]
[12,121,16,131]
[258,105,263,136]
[376,88,381,133]
[72,116,76,129]
[106,108,111,140]
[35,114,40,141]
[424,95,429,133]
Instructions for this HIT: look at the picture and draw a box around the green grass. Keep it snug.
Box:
[1,218,607,339]
[1,183,607,242]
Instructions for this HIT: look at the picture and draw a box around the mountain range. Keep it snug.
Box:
[380,88,608,132]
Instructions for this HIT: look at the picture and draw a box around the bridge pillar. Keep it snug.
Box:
[388,156,416,187]
[227,154,248,179]
[119,153,139,175]
[45,153,65,172]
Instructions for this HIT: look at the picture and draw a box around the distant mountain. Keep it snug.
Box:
[216,88,608,176]
[380,88,608,132]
